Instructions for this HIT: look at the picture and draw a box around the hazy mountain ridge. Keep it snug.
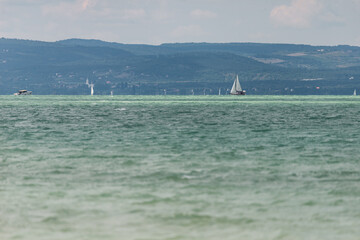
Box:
[1,38,359,95]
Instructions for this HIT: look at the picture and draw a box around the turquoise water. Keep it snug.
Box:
[1,95,360,240]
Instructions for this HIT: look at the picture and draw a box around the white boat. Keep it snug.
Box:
[230,75,246,95]
[354,89,357,96]
[14,90,32,95]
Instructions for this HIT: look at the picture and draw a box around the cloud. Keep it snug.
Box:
[351,0,360,11]
[191,9,217,19]
[82,0,90,10]
[42,0,95,17]
[320,11,344,24]
[270,0,322,27]
[122,9,146,20]
[247,32,271,41]
[171,25,204,38]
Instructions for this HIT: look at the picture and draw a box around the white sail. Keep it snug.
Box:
[230,75,242,94]
[354,89,357,96]
[90,84,94,96]
[230,79,237,94]
[236,75,242,91]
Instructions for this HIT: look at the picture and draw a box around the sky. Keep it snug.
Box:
[0,0,360,46]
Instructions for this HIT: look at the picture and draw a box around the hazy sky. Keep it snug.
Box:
[1,0,360,46]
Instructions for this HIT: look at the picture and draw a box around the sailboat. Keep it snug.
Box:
[230,75,246,95]
[85,78,94,96]
[353,89,357,96]
[90,83,94,96]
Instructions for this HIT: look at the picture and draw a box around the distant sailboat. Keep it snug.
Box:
[85,78,94,96]
[230,75,246,95]
[354,89,357,96]
[90,84,94,96]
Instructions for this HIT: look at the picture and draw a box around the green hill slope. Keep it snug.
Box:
[1,38,359,95]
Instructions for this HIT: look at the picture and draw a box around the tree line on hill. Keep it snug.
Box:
[0,38,359,95]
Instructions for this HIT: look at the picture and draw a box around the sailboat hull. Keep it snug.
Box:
[230,91,246,95]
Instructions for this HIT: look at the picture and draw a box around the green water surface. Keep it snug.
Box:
[0,95,360,240]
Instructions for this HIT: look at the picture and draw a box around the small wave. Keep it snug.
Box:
[162,213,255,225]
[41,216,61,224]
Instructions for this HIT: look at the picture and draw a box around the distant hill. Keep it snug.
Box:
[1,38,360,95]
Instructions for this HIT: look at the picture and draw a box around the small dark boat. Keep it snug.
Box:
[14,90,32,95]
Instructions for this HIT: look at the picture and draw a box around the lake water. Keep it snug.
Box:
[1,95,360,240]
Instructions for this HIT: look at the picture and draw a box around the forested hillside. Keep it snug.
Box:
[1,38,359,95]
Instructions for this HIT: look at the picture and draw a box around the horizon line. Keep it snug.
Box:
[1,37,358,48]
